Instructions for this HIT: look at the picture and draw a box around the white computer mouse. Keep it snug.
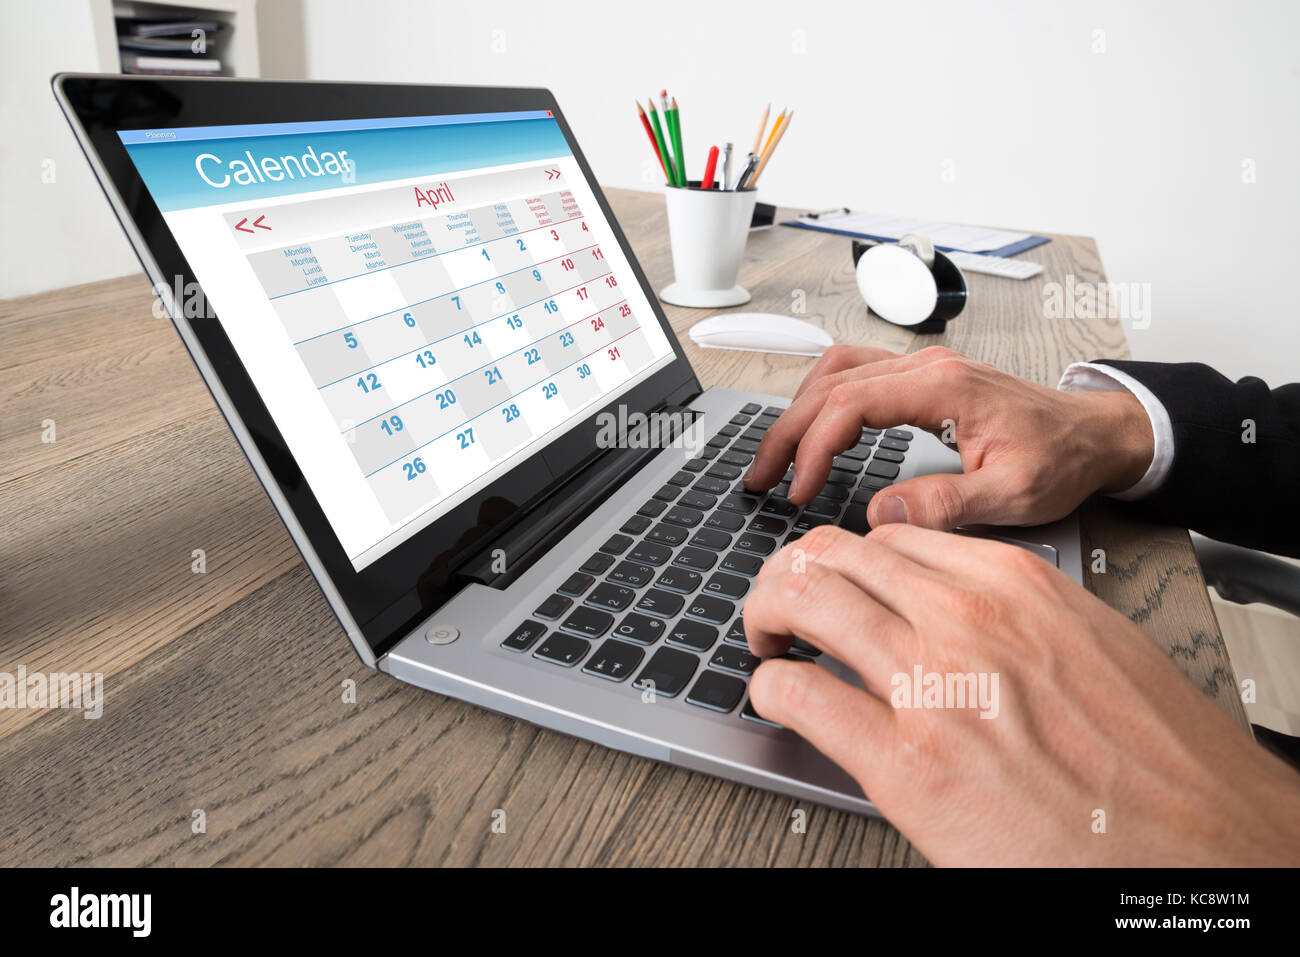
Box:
[688,313,834,357]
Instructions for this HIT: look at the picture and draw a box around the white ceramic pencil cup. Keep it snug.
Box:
[659,185,758,309]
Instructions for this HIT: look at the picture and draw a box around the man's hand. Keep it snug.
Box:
[744,524,1300,866]
[743,345,1155,530]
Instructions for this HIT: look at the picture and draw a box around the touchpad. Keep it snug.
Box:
[956,527,1059,567]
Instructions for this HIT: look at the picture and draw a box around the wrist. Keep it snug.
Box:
[1075,391,1154,494]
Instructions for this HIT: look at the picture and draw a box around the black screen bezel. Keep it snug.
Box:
[55,74,700,658]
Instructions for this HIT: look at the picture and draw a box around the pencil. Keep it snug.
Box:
[750,103,770,156]
[636,101,669,180]
[748,109,792,187]
[759,108,786,157]
[667,96,685,187]
[701,145,719,190]
[646,100,675,186]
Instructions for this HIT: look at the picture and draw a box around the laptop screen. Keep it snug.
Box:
[119,111,676,570]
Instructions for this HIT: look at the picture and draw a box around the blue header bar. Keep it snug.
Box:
[118,110,554,145]
[121,113,570,211]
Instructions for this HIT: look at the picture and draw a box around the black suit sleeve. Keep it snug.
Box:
[1093,360,1300,558]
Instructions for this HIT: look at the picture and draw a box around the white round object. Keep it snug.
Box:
[855,244,939,327]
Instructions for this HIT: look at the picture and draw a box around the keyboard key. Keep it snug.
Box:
[656,566,702,593]
[646,522,688,546]
[862,476,894,491]
[533,633,591,667]
[583,639,644,681]
[682,457,708,472]
[763,406,786,416]
[709,644,760,676]
[720,552,763,577]
[686,670,746,713]
[634,646,699,697]
[558,573,594,597]
[614,613,666,645]
[662,506,705,528]
[840,442,874,460]
[760,497,797,517]
[704,511,745,533]
[638,499,668,518]
[720,450,752,468]
[825,468,858,486]
[740,428,766,443]
[586,582,636,611]
[734,532,777,556]
[620,515,652,535]
[693,476,729,496]
[600,534,633,555]
[718,493,757,515]
[685,594,735,624]
[703,572,749,600]
[691,528,733,551]
[560,606,614,639]
[816,483,849,502]
[795,513,834,531]
[832,456,864,473]
[699,447,720,460]
[731,439,761,455]
[668,470,694,487]
[747,515,787,536]
[680,489,717,510]
[534,594,573,620]
[873,448,906,464]
[803,497,841,519]
[673,546,718,571]
[879,436,910,452]
[636,588,685,618]
[851,486,878,506]
[862,427,882,437]
[707,463,743,481]
[740,402,762,415]
[628,540,673,566]
[501,620,547,653]
[653,484,681,502]
[608,561,655,587]
[754,413,779,429]
[730,413,752,426]
[741,698,782,728]
[666,619,718,652]
[579,552,615,575]
[885,428,914,441]
[838,507,870,534]
[724,617,747,645]
[866,459,901,480]
[784,532,804,546]
[789,637,823,657]
[706,435,730,449]
[718,424,740,438]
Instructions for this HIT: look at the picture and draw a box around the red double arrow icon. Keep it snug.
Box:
[544,168,561,180]
[235,215,271,234]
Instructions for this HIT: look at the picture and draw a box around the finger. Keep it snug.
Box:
[746,350,959,494]
[748,659,894,785]
[787,361,971,501]
[743,563,910,693]
[865,468,1008,531]
[792,345,901,400]
[756,524,940,621]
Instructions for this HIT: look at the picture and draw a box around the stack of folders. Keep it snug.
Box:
[115,14,225,76]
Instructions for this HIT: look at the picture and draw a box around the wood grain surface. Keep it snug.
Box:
[0,188,1242,866]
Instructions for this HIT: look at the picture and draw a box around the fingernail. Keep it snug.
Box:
[877,495,908,525]
[742,466,754,484]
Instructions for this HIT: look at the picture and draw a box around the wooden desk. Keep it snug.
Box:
[0,189,1244,866]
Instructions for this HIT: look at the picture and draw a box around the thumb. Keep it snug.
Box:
[865,469,1003,530]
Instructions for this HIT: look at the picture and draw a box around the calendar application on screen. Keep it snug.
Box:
[121,112,675,569]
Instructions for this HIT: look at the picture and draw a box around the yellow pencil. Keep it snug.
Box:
[748,109,792,187]
[759,108,786,157]
[750,103,770,156]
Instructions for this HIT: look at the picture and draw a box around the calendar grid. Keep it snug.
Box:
[362,323,644,479]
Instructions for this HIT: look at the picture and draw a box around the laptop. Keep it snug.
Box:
[55,75,1082,817]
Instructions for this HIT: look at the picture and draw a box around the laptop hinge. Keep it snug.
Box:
[453,401,702,590]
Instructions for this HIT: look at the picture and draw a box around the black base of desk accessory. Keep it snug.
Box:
[851,239,967,334]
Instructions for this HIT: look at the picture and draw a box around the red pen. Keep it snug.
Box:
[701,145,720,190]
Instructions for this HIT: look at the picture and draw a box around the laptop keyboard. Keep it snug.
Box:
[499,402,913,726]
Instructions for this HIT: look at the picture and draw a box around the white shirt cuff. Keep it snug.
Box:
[1057,361,1173,501]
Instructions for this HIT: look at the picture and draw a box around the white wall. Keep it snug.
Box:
[1,1,141,299]
[297,0,1300,385]
[7,0,1297,387]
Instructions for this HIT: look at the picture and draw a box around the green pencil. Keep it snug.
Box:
[646,100,675,186]
[667,96,685,186]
